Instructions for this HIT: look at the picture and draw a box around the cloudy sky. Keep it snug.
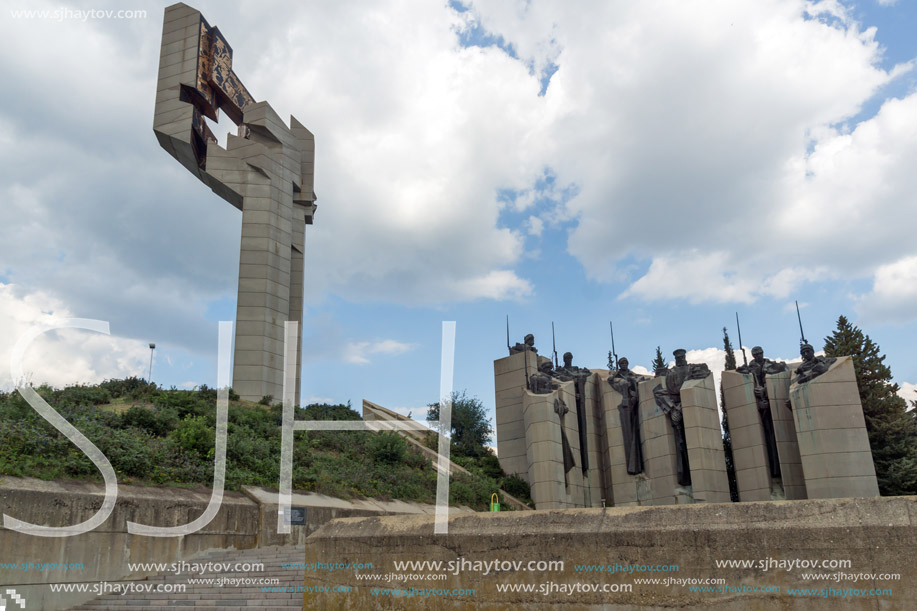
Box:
[2,0,915,428]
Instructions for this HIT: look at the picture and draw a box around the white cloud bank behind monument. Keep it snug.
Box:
[249,0,917,315]
[0,0,915,390]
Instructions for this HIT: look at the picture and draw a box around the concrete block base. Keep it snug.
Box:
[303,496,917,609]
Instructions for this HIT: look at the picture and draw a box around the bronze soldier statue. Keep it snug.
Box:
[792,343,836,385]
[653,349,710,487]
[555,351,592,473]
[737,346,786,478]
[510,333,537,355]
[608,357,643,475]
[528,360,558,394]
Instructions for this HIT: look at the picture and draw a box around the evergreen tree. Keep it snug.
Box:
[823,316,917,496]
[720,327,739,501]
[651,346,667,372]
[724,329,737,371]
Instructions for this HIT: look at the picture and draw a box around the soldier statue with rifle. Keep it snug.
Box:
[735,313,786,478]
[789,302,836,387]
[606,322,644,475]
[653,349,710,487]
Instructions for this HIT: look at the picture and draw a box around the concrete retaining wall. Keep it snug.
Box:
[303,495,917,609]
[0,477,448,610]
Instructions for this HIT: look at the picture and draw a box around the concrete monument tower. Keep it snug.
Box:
[153,3,316,402]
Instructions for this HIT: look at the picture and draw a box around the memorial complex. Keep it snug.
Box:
[495,332,879,509]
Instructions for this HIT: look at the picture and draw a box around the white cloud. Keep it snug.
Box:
[463,0,914,303]
[2,0,916,363]
[898,382,916,407]
[343,339,418,365]
[0,283,149,390]
[876,0,898,7]
[855,256,917,324]
[631,365,652,377]
[621,252,830,304]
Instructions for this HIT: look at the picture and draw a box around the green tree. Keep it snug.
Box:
[651,346,667,372]
[427,391,494,458]
[720,327,739,502]
[823,316,917,496]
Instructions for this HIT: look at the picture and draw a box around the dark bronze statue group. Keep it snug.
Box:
[507,306,838,492]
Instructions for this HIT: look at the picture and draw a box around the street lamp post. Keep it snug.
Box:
[148,343,156,383]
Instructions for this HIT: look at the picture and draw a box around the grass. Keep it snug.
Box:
[0,378,528,511]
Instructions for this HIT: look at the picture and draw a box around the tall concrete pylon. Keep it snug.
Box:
[153,3,315,403]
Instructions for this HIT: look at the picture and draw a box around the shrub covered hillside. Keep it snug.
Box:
[0,378,526,511]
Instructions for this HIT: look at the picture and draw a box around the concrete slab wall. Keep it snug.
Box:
[638,377,683,505]
[494,353,529,480]
[0,477,448,610]
[768,371,807,500]
[722,370,772,502]
[789,356,880,499]
[303,496,917,610]
[682,375,732,504]
[598,377,615,505]
[602,376,650,507]
[580,376,604,507]
[494,352,537,481]
[522,386,584,509]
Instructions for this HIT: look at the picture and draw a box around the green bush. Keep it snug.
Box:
[172,415,215,457]
[121,405,178,436]
[473,453,504,480]
[0,383,504,511]
[500,473,532,504]
[368,432,407,464]
[99,377,157,400]
[56,384,111,406]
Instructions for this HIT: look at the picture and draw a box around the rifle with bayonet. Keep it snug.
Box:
[506,315,511,356]
[609,321,618,371]
[552,322,559,369]
[736,312,748,369]
[795,300,807,346]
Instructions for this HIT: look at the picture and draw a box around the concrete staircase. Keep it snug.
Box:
[70,545,305,610]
